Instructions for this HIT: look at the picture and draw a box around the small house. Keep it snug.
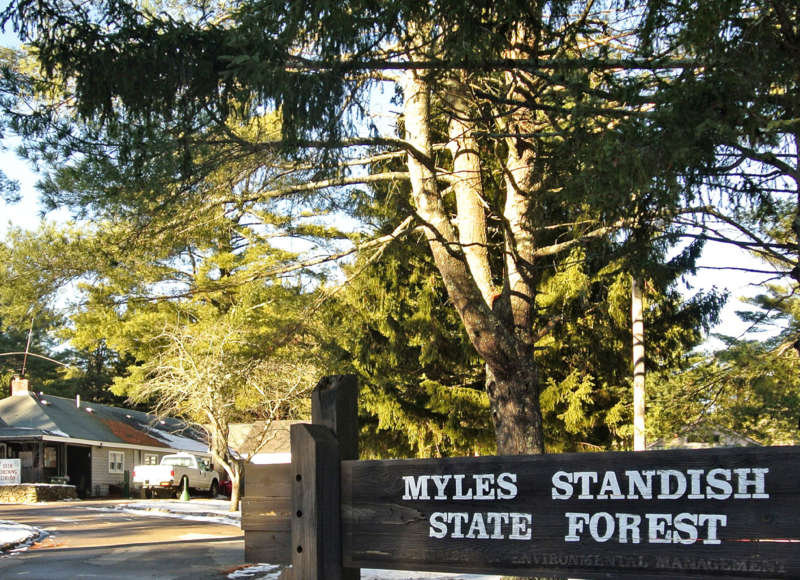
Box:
[227,420,296,464]
[0,377,210,497]
[648,421,762,450]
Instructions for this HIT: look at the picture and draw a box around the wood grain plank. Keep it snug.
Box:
[241,497,292,532]
[244,530,291,564]
[244,463,292,498]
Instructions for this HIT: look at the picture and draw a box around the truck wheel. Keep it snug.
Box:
[209,479,219,498]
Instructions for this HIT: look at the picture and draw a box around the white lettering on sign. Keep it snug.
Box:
[551,468,769,501]
[553,467,767,545]
[564,511,728,545]
[402,472,530,541]
[399,464,770,547]
[428,511,532,540]
[402,472,518,501]
[0,458,21,484]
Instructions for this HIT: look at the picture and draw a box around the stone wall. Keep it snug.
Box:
[0,484,78,503]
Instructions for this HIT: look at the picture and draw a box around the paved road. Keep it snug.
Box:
[0,500,246,579]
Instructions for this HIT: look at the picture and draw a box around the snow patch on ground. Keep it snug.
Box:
[0,520,46,554]
[87,499,240,527]
[228,563,282,579]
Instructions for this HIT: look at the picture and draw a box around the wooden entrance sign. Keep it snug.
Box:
[343,446,800,578]
[243,377,800,579]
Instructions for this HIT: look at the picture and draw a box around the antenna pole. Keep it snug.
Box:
[21,316,34,377]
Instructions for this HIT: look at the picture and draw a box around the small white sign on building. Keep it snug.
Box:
[0,458,21,484]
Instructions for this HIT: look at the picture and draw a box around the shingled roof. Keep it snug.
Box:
[0,392,208,453]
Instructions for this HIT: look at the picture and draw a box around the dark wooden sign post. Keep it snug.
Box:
[243,376,800,579]
[243,375,359,580]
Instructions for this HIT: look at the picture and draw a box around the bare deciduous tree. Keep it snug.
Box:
[121,321,313,511]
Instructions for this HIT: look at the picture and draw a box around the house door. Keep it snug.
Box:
[67,446,91,498]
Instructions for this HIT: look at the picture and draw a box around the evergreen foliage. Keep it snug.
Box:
[0,0,789,456]
[639,0,799,285]
[649,279,800,447]
[322,235,494,458]
[636,0,800,445]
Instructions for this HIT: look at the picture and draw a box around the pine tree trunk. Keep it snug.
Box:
[446,75,493,305]
[486,355,544,455]
[402,63,546,456]
[492,19,546,457]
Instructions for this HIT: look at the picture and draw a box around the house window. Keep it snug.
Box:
[143,453,159,465]
[108,451,125,474]
[44,447,57,468]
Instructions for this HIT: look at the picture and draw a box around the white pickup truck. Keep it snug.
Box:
[133,453,220,498]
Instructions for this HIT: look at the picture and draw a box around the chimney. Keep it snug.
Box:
[11,376,30,396]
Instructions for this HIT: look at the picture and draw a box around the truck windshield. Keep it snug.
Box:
[161,456,193,467]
